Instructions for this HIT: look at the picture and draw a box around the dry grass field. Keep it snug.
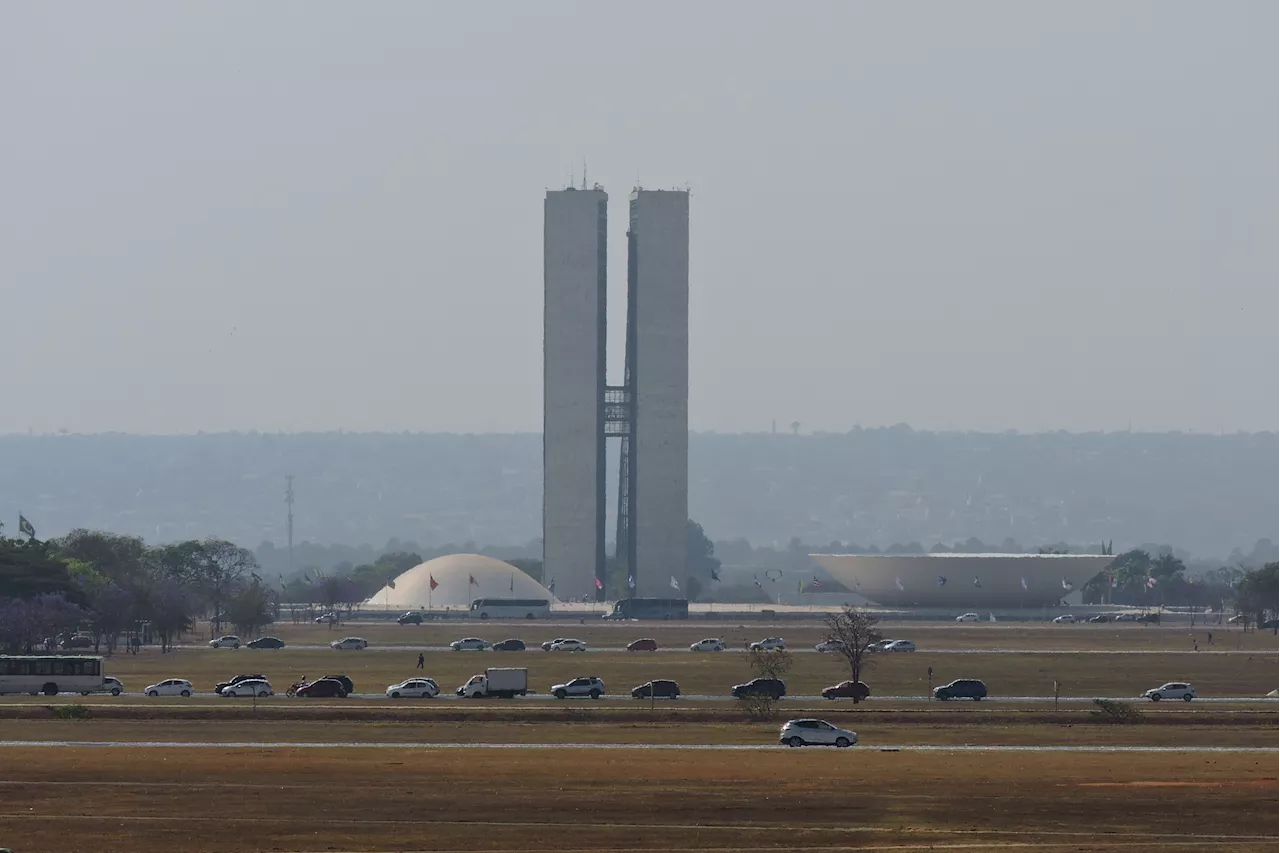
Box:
[0,747,1273,852]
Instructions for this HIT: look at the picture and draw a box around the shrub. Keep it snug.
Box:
[50,704,91,720]
[739,693,779,722]
[1090,698,1144,724]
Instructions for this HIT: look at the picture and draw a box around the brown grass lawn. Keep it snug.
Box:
[17,642,1273,701]
[0,747,1273,852]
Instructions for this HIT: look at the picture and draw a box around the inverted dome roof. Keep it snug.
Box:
[365,553,555,609]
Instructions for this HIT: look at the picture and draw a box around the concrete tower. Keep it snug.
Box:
[543,183,689,602]
[543,187,608,600]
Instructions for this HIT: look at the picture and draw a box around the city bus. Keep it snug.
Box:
[603,598,690,621]
[0,655,105,696]
[469,598,552,620]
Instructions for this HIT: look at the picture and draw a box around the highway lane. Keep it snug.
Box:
[181,644,1279,654]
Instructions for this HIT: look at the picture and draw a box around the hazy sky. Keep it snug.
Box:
[2,2,1275,435]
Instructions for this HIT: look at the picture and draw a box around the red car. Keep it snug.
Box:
[627,638,659,652]
[296,678,348,698]
[822,680,871,701]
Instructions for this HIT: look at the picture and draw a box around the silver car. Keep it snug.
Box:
[779,718,857,748]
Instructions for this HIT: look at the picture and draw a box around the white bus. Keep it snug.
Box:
[0,655,105,696]
[469,598,552,620]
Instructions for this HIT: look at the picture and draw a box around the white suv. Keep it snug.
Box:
[209,635,241,649]
[330,637,369,650]
[690,638,725,652]
[1143,682,1196,702]
[551,676,605,699]
[221,679,273,697]
[956,613,980,622]
[779,718,858,748]
[549,639,587,652]
[750,637,786,651]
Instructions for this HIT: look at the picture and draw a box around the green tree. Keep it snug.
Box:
[1233,562,1279,629]
[193,539,258,633]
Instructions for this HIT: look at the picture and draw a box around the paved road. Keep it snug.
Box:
[184,644,1279,654]
[25,691,1278,703]
[0,740,1273,752]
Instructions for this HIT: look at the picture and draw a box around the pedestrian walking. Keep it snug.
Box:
[1193,640,1199,652]
[416,652,425,669]
[1207,631,1213,645]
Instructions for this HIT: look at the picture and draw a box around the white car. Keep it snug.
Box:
[1114,612,1141,622]
[1144,682,1196,702]
[450,638,491,651]
[750,637,786,651]
[221,679,273,697]
[779,718,858,748]
[814,639,846,653]
[386,678,440,698]
[690,638,726,652]
[882,640,917,652]
[330,637,369,650]
[956,613,981,622]
[144,679,193,697]
[81,677,125,697]
[551,676,605,699]
[865,639,896,653]
[209,635,241,649]
[549,639,587,652]
[1052,614,1076,624]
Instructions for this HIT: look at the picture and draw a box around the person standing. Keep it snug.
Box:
[416,652,425,669]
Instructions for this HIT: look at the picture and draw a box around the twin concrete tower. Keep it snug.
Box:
[543,185,689,600]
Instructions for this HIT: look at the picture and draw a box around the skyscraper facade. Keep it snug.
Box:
[543,184,689,602]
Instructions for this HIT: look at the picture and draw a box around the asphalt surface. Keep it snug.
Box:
[0,740,1273,752]
[20,691,1278,703]
[182,644,1279,654]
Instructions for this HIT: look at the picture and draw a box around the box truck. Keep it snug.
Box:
[456,667,528,698]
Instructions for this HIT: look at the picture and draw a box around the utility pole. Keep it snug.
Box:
[285,475,295,576]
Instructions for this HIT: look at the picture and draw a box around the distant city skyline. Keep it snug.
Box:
[2,2,1274,435]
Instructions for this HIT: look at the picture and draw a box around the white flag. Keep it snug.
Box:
[895,577,905,591]
[670,576,680,591]
[1020,576,1028,590]
[988,612,997,622]
[627,574,636,589]
[1061,577,1073,592]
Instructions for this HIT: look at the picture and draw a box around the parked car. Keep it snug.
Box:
[313,612,337,624]
[221,679,273,697]
[386,678,440,698]
[214,674,267,694]
[814,639,846,653]
[541,638,567,651]
[492,639,526,651]
[821,680,871,701]
[1086,615,1110,624]
[1051,614,1076,624]
[631,679,680,699]
[296,678,347,698]
[551,676,605,699]
[549,639,587,652]
[865,639,896,653]
[749,637,786,651]
[247,636,286,649]
[322,674,355,695]
[209,635,241,649]
[331,637,369,650]
[144,679,193,697]
[955,613,981,622]
[779,718,857,748]
[1143,682,1196,702]
[627,638,659,652]
[882,640,917,652]
[689,638,725,652]
[397,612,424,625]
[82,676,125,697]
[731,678,786,700]
[933,679,987,701]
[451,638,491,651]
[1262,619,1279,631]
[1113,612,1141,622]
[60,635,94,649]
[1227,614,1245,624]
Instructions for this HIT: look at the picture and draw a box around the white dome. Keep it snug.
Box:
[365,553,555,609]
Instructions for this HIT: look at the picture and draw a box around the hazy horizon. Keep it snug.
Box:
[3,2,1275,435]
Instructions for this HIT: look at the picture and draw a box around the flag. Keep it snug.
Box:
[989,612,997,622]
[937,576,948,588]
[627,574,636,590]
[594,577,603,591]
[468,574,478,587]
[548,577,556,594]
[810,578,824,590]
[388,578,396,590]
[670,576,679,591]
[973,576,981,588]
[710,566,720,581]
[510,574,515,592]
[895,577,905,591]
[753,577,763,589]
[1020,576,1028,590]
[798,579,804,594]
[1146,577,1157,588]
[1061,577,1072,592]
[429,575,439,591]
[18,514,35,539]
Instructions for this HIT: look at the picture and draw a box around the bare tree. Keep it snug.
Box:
[821,605,883,696]
[740,649,794,721]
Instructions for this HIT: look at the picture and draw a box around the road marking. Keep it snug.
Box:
[0,741,1273,752]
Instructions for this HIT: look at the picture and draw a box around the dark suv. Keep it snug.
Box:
[731,678,786,700]
[397,612,424,625]
[632,679,681,699]
[933,679,987,701]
